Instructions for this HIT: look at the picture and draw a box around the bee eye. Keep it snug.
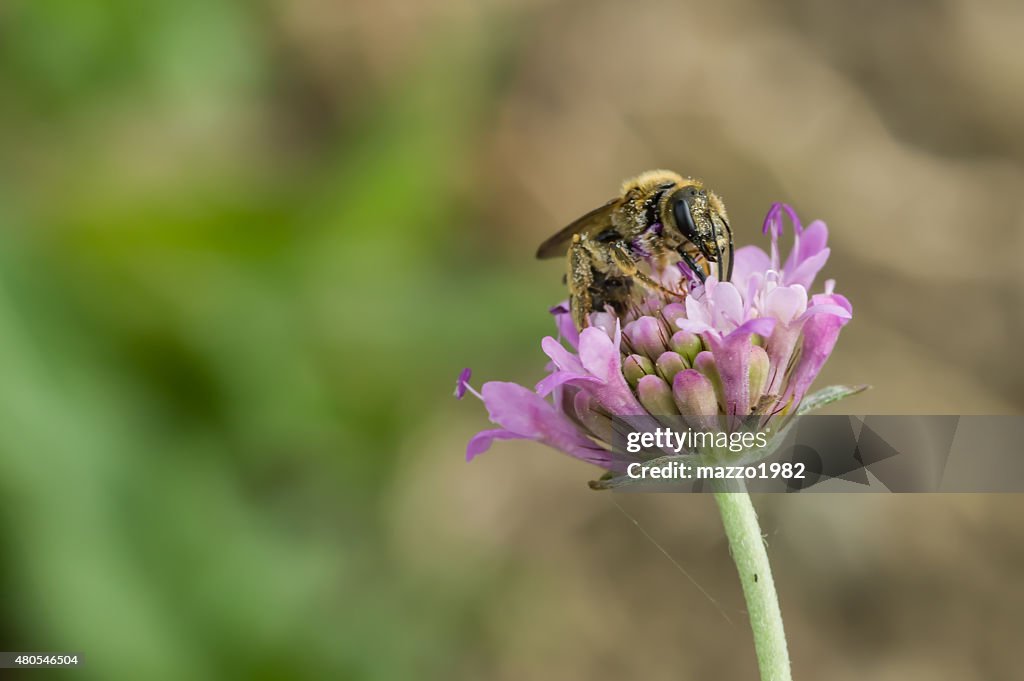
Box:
[671,193,698,241]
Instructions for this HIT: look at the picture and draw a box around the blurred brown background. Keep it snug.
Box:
[1,0,1022,679]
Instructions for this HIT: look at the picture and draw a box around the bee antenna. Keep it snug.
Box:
[708,230,723,282]
[721,215,734,282]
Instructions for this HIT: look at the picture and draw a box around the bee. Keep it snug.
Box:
[536,170,734,329]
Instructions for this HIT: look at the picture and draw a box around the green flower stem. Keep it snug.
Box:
[713,480,792,681]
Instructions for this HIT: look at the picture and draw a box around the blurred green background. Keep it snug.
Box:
[1,1,1023,679]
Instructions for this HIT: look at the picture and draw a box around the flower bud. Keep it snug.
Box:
[623,316,668,359]
[623,354,655,388]
[672,369,719,432]
[661,303,687,325]
[655,351,687,383]
[693,351,724,408]
[669,330,703,364]
[590,311,618,338]
[637,375,679,415]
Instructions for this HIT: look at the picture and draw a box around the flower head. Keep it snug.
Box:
[458,203,854,469]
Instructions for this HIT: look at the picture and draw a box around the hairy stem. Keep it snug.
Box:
[713,481,792,681]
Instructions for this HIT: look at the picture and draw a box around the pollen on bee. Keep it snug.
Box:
[621,169,685,195]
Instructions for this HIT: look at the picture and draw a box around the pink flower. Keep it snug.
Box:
[457,203,853,468]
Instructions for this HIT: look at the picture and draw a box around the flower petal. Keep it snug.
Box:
[578,326,622,383]
[542,336,584,373]
[764,284,808,325]
[783,248,830,290]
[796,302,851,323]
[813,292,852,316]
[780,219,829,289]
[780,307,850,410]
[730,245,770,288]
[708,280,745,330]
[702,319,776,417]
[794,220,828,265]
[764,320,803,397]
[467,428,522,461]
[675,318,716,335]
[550,303,580,350]
[684,293,712,328]
[733,317,776,338]
[573,390,616,444]
[477,381,610,465]
[535,370,599,397]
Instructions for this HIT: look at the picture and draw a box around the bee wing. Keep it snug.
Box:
[535,199,618,259]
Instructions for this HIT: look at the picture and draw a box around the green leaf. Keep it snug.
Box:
[796,384,869,415]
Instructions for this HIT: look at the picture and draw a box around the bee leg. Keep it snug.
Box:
[609,243,685,298]
[633,269,687,298]
[570,292,591,329]
[679,249,708,284]
[568,236,594,329]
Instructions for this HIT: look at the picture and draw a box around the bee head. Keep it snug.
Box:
[668,185,714,250]
[666,183,733,282]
